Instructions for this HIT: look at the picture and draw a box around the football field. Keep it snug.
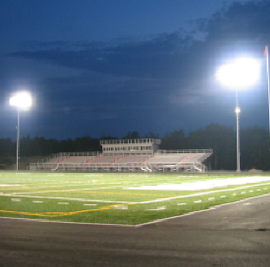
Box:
[1,171,270,226]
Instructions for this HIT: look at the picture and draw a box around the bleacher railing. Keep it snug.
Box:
[157,149,213,154]
[36,151,100,164]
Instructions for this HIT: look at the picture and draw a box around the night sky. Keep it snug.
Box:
[1,0,269,140]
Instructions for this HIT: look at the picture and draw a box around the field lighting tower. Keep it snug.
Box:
[9,91,32,170]
[216,57,260,172]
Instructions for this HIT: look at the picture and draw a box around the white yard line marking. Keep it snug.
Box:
[208,197,215,201]
[0,184,21,187]
[220,195,226,198]
[177,203,187,206]
[32,201,43,203]
[114,205,128,210]
[14,186,122,195]
[83,204,97,206]
[2,193,129,204]
[146,206,166,211]
[194,200,202,203]
[58,202,69,205]
[11,198,21,202]
[241,192,246,194]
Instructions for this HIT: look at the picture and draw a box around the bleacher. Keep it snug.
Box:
[29,139,212,172]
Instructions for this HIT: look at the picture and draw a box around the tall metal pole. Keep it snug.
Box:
[16,108,20,170]
[265,46,270,148]
[235,88,241,172]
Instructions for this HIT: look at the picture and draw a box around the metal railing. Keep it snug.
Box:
[157,149,213,154]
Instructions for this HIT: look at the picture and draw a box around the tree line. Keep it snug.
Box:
[1,123,270,170]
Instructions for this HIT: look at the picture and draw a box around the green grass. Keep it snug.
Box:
[0,171,270,225]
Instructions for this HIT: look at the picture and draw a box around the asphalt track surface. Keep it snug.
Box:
[1,194,270,267]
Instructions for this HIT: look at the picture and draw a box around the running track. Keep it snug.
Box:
[1,194,270,266]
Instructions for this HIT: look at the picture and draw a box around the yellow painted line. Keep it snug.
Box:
[0,203,136,218]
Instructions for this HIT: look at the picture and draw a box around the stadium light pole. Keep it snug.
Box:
[9,91,32,170]
[216,57,260,172]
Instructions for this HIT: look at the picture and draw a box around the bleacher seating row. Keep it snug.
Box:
[29,150,212,172]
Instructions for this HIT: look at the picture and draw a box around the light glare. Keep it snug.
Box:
[216,57,261,88]
[10,91,32,109]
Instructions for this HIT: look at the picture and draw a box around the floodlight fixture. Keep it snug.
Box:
[216,57,261,88]
[9,91,32,170]
[10,91,32,110]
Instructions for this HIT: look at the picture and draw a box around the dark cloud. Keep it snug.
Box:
[196,0,270,44]
[2,0,270,139]
[5,31,194,80]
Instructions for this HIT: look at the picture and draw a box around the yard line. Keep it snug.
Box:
[11,198,21,202]
[2,182,270,207]
[1,193,130,204]
[12,186,123,195]
[114,205,128,210]
[146,206,166,211]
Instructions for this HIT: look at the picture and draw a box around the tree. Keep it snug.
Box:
[240,126,270,170]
